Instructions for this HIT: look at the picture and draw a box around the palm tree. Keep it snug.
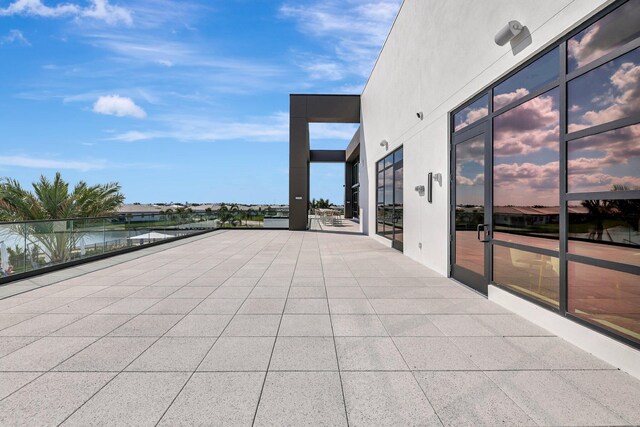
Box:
[229,203,241,226]
[218,203,230,227]
[0,172,124,263]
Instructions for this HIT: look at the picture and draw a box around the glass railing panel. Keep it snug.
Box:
[70,217,106,260]
[0,208,291,282]
[0,222,28,276]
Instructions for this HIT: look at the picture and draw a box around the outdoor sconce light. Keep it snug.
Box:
[380,139,389,150]
[427,172,442,203]
[414,185,425,195]
[495,20,523,46]
[417,111,424,120]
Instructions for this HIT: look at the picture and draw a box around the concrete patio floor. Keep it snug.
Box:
[0,228,639,426]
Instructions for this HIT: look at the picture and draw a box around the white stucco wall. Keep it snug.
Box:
[360,0,613,275]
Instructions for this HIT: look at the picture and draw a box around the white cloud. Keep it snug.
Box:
[0,29,30,46]
[0,155,105,171]
[110,111,359,144]
[111,112,287,143]
[0,0,78,18]
[0,0,131,25]
[112,130,149,142]
[309,123,359,140]
[281,0,402,79]
[85,33,284,78]
[80,0,132,25]
[93,95,147,119]
[302,59,344,81]
[335,83,365,94]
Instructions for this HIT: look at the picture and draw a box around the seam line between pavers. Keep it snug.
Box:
[0,231,236,336]
[319,233,351,427]
[53,230,277,426]
[51,229,262,424]
[250,231,300,427]
[349,258,446,427]
[151,230,281,426]
[152,230,289,427]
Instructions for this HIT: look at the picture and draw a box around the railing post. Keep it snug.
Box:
[102,218,106,253]
[23,223,27,272]
[71,219,75,262]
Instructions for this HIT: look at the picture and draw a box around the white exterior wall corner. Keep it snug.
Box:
[360,0,613,275]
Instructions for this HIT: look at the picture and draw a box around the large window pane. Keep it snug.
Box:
[494,47,559,111]
[568,262,639,344]
[454,95,488,132]
[455,135,485,276]
[568,124,640,193]
[394,148,403,163]
[377,204,384,234]
[384,154,393,168]
[568,199,640,266]
[493,89,560,249]
[568,0,640,72]
[384,166,394,238]
[568,48,640,132]
[494,245,559,308]
[376,161,384,235]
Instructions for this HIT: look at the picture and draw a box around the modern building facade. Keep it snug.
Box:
[290,0,639,376]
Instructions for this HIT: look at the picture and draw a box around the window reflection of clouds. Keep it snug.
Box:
[568,124,640,192]
[453,95,488,131]
[493,89,560,207]
[567,0,640,71]
[455,135,484,207]
[493,47,559,111]
[384,167,393,206]
[568,48,640,132]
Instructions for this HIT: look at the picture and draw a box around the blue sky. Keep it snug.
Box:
[0,0,400,204]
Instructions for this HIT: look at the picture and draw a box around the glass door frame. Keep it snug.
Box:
[450,119,491,295]
[376,146,404,252]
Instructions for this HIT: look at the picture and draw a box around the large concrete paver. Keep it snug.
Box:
[0,228,638,426]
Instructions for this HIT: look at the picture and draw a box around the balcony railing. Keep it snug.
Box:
[0,209,288,283]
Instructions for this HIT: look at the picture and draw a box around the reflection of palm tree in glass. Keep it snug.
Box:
[610,185,640,240]
[581,185,639,242]
[581,199,613,241]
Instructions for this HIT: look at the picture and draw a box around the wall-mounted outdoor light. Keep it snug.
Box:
[495,20,523,46]
[380,139,389,150]
[414,185,425,196]
[427,172,443,203]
